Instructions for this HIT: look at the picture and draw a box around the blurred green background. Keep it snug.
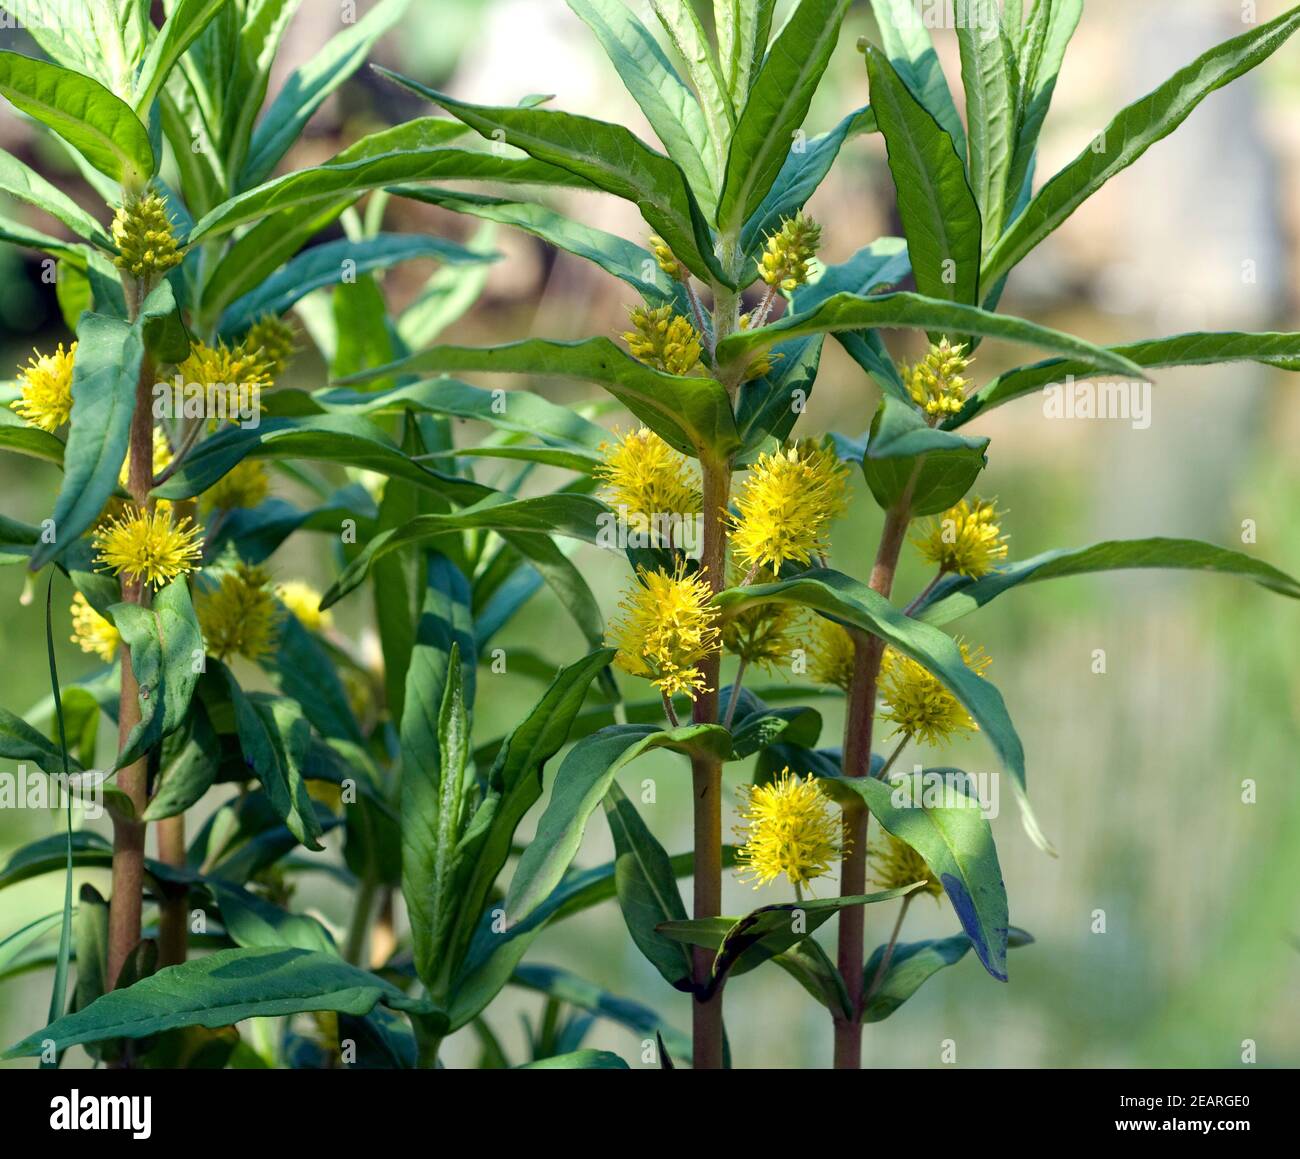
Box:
[1,0,1297,1068]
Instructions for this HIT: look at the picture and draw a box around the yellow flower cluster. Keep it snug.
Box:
[202,460,271,512]
[93,505,203,590]
[196,561,283,662]
[737,311,774,381]
[243,315,297,378]
[111,191,184,281]
[903,338,971,419]
[912,497,1008,578]
[11,343,76,432]
[70,592,120,663]
[869,830,943,899]
[277,580,333,634]
[623,305,702,376]
[647,234,682,281]
[177,338,275,424]
[877,640,991,746]
[757,213,821,292]
[806,617,856,692]
[595,427,700,534]
[735,769,841,890]
[729,442,848,574]
[609,562,720,701]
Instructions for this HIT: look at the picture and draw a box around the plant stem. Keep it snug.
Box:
[877,734,910,780]
[902,570,946,617]
[344,876,377,966]
[107,348,158,994]
[662,692,680,729]
[832,485,916,1069]
[690,455,730,1069]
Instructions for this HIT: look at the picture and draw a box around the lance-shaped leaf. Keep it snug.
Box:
[863,926,1034,1022]
[403,559,477,996]
[1,947,438,1058]
[518,1050,629,1070]
[387,186,687,312]
[443,649,615,978]
[715,568,1049,852]
[218,232,495,337]
[190,145,591,244]
[716,0,777,117]
[862,395,989,517]
[319,493,609,609]
[953,330,1300,425]
[984,5,1300,286]
[568,0,718,215]
[716,290,1146,381]
[716,0,851,238]
[134,0,231,116]
[820,772,1010,981]
[867,0,966,157]
[739,104,878,263]
[0,411,64,467]
[505,723,732,927]
[112,579,204,769]
[956,7,1017,248]
[916,539,1300,627]
[866,47,980,308]
[658,885,921,996]
[646,0,733,184]
[142,707,221,822]
[208,881,338,956]
[335,339,740,460]
[0,147,112,247]
[239,0,412,188]
[735,335,823,451]
[0,51,153,188]
[604,781,693,991]
[373,68,729,286]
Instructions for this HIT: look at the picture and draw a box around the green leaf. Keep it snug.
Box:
[956,7,1017,248]
[217,232,494,337]
[72,884,109,1017]
[191,144,589,245]
[134,0,231,116]
[319,493,609,610]
[716,0,851,240]
[239,0,412,189]
[717,290,1146,381]
[727,704,822,761]
[112,578,204,769]
[388,186,685,311]
[955,330,1300,424]
[28,301,147,570]
[1,947,438,1057]
[716,0,777,117]
[603,781,692,990]
[821,772,1010,981]
[916,538,1300,628]
[0,147,112,247]
[517,1049,629,1070]
[445,649,615,977]
[0,51,153,187]
[374,68,730,287]
[568,0,719,215]
[866,47,980,308]
[263,612,363,746]
[0,707,84,777]
[142,708,220,821]
[771,936,851,1019]
[505,723,731,926]
[716,568,1048,852]
[658,886,920,994]
[0,910,68,980]
[209,881,338,956]
[984,5,1300,286]
[1004,0,1081,211]
[223,672,324,852]
[862,395,989,517]
[867,0,966,157]
[646,0,733,186]
[0,410,65,467]
[402,562,476,997]
[863,926,1034,1022]
[336,338,740,461]
[739,104,877,262]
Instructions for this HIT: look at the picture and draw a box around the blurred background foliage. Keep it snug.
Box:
[1,0,1297,1067]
